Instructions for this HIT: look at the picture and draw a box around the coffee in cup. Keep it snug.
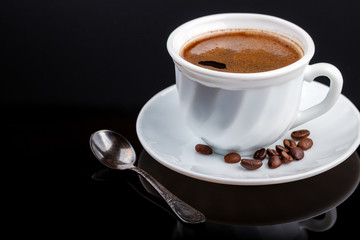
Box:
[181,29,302,73]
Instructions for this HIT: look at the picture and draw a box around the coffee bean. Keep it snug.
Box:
[276,145,289,154]
[224,152,241,163]
[298,138,313,150]
[268,155,282,169]
[198,61,226,69]
[283,139,297,149]
[289,147,304,160]
[267,148,279,157]
[253,148,267,160]
[281,151,294,163]
[195,144,213,155]
[241,159,263,170]
[291,129,310,140]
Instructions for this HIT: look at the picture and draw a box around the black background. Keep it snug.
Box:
[2,0,360,239]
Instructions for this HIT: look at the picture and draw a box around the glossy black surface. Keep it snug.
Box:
[137,150,360,226]
[3,0,360,239]
[5,108,359,239]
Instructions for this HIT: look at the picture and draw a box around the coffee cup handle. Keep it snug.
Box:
[291,63,343,128]
[299,208,337,232]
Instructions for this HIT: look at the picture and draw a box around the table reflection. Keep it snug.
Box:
[92,150,360,239]
[137,150,360,239]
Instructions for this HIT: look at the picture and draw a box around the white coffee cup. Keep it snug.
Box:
[167,13,343,155]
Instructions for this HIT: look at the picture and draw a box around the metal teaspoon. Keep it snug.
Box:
[89,129,206,224]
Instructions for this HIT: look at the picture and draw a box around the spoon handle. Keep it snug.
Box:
[130,166,205,224]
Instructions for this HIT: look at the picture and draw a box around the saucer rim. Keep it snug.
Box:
[136,83,360,185]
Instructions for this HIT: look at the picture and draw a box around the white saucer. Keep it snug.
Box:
[136,82,360,185]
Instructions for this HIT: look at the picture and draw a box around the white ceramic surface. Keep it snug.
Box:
[167,13,343,155]
[136,82,360,185]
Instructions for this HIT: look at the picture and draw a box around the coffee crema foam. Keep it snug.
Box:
[181,29,303,73]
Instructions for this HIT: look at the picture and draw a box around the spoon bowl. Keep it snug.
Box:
[90,130,135,170]
[90,129,206,224]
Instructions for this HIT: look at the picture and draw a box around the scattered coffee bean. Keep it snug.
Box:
[253,148,267,160]
[281,151,294,163]
[224,152,241,163]
[267,148,279,157]
[289,147,304,160]
[297,138,313,150]
[291,129,310,140]
[241,159,263,170]
[268,155,282,169]
[283,139,297,149]
[276,145,289,154]
[195,144,213,155]
[194,128,313,171]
